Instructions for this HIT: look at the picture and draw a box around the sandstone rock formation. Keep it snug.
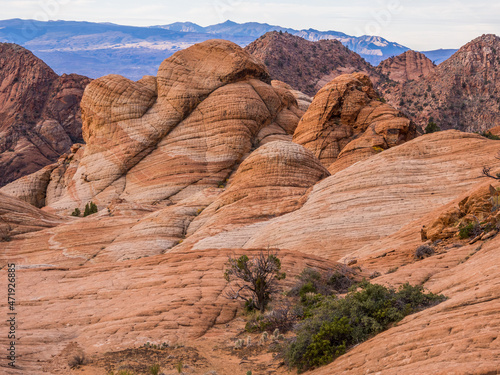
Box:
[3,39,500,375]
[0,43,91,186]
[292,72,418,171]
[376,50,436,83]
[185,131,500,260]
[1,40,304,213]
[381,34,500,132]
[180,141,329,250]
[245,31,379,96]
[0,192,64,241]
[271,80,312,111]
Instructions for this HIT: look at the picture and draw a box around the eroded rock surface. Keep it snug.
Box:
[293,72,418,170]
[0,43,91,186]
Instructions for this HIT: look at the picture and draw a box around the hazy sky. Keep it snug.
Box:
[2,0,499,50]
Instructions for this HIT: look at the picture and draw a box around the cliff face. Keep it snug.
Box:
[376,50,436,83]
[245,31,379,96]
[381,34,500,132]
[0,43,91,187]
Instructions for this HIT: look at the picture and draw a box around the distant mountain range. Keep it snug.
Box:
[0,19,457,80]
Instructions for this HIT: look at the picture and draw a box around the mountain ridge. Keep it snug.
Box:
[0,18,456,80]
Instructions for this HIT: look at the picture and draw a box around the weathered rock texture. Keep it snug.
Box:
[376,50,436,83]
[186,131,500,260]
[311,231,500,375]
[271,80,312,112]
[2,39,500,375]
[2,40,304,213]
[0,248,338,374]
[293,72,418,171]
[0,192,64,240]
[381,34,500,132]
[181,141,330,249]
[245,31,379,96]
[0,43,91,186]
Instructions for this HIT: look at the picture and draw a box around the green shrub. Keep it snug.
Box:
[459,222,482,239]
[425,121,441,134]
[284,281,445,372]
[83,201,98,217]
[175,361,183,373]
[290,266,354,301]
[480,131,500,140]
[71,208,81,217]
[68,354,86,368]
[149,364,161,375]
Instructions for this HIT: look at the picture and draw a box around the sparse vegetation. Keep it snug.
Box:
[245,300,297,333]
[387,266,399,274]
[224,250,286,311]
[68,353,86,368]
[480,131,500,140]
[415,245,435,260]
[459,221,483,239]
[149,364,161,375]
[284,281,446,372]
[425,120,441,134]
[175,360,183,373]
[83,201,98,217]
[71,208,81,217]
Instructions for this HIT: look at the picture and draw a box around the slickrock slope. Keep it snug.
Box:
[2,40,304,213]
[382,34,500,132]
[0,248,338,374]
[181,141,329,249]
[0,43,91,186]
[3,39,500,375]
[376,50,436,83]
[293,72,418,170]
[0,193,64,240]
[187,131,500,260]
[245,31,379,96]
[311,232,500,375]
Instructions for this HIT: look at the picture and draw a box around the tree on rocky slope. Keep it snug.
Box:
[224,250,286,311]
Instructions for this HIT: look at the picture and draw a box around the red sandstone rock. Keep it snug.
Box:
[0,43,91,187]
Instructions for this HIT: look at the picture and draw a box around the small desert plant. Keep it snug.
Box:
[258,331,269,345]
[387,266,399,274]
[71,208,81,217]
[68,353,86,368]
[246,301,297,333]
[83,201,98,217]
[175,360,183,373]
[415,245,435,260]
[273,328,280,339]
[425,120,441,134]
[480,131,500,140]
[149,364,161,375]
[234,339,244,349]
[246,371,253,375]
[459,221,483,239]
